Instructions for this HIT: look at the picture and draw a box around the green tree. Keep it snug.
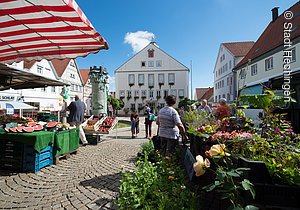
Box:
[108,96,124,115]
[178,97,197,110]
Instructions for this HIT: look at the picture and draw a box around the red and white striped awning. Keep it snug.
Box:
[0,0,109,64]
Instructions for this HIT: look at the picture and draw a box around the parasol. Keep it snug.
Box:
[0,0,108,64]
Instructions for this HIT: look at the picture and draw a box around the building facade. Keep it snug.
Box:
[213,42,254,103]
[234,3,300,131]
[115,42,189,115]
[80,69,92,115]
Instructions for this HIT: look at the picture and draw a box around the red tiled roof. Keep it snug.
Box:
[223,42,255,57]
[51,58,71,77]
[195,87,214,100]
[23,60,36,70]
[80,69,90,85]
[202,88,214,100]
[235,2,300,69]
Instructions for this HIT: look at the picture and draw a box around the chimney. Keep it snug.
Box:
[272,7,279,22]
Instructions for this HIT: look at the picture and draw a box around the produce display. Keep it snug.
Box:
[97,117,118,134]
[83,116,102,132]
[0,114,33,123]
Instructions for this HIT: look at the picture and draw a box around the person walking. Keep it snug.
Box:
[130,110,139,138]
[157,95,187,156]
[66,95,88,146]
[144,105,153,138]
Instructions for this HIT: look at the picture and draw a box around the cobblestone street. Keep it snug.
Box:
[0,122,154,210]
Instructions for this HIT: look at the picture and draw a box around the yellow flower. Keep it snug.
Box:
[205,144,231,157]
[193,155,210,176]
[168,176,175,180]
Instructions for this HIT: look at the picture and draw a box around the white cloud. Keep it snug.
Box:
[124,31,155,53]
[108,75,115,92]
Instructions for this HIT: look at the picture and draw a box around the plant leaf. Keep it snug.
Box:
[245,205,259,210]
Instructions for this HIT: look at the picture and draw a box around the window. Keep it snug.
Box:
[222,80,224,87]
[51,86,56,93]
[164,90,169,98]
[134,90,139,97]
[225,63,228,72]
[149,90,154,98]
[215,96,217,102]
[127,90,132,98]
[120,90,125,98]
[70,61,75,67]
[37,65,43,74]
[222,94,225,98]
[148,61,154,67]
[158,73,164,85]
[229,60,232,69]
[156,90,161,97]
[141,90,147,97]
[128,74,135,86]
[130,103,136,111]
[148,74,154,87]
[138,74,144,85]
[227,77,229,86]
[291,48,296,62]
[41,87,46,92]
[218,95,221,101]
[230,77,233,85]
[70,73,75,79]
[178,89,184,98]
[148,49,154,58]
[171,89,177,96]
[70,84,74,91]
[141,61,146,67]
[168,73,175,85]
[265,57,273,71]
[227,93,230,101]
[75,85,78,92]
[156,60,162,67]
[240,69,246,79]
[138,103,143,110]
[251,64,257,76]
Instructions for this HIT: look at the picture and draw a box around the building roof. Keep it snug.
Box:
[51,58,71,77]
[223,42,255,57]
[195,87,214,100]
[235,2,300,69]
[80,69,90,85]
[115,42,189,72]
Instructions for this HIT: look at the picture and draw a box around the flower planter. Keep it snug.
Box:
[238,157,272,184]
[238,157,300,209]
[189,133,215,158]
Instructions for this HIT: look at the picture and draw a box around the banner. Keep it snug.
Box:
[6,103,14,115]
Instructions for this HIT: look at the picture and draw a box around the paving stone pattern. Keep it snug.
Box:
[0,122,153,210]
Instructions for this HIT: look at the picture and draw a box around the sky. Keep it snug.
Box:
[75,0,298,93]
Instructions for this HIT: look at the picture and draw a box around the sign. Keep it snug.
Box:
[0,95,15,101]
[6,103,14,114]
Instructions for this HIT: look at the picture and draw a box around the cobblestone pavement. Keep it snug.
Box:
[0,120,157,210]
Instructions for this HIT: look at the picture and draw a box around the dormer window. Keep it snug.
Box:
[141,61,146,67]
[148,49,154,58]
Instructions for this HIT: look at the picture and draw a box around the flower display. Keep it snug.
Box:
[205,144,231,157]
[193,155,210,176]
[211,131,252,141]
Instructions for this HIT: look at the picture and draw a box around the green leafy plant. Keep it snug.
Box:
[116,141,198,209]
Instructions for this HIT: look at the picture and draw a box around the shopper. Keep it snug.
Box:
[130,110,139,138]
[144,105,153,138]
[197,99,212,113]
[157,95,187,156]
[66,95,88,146]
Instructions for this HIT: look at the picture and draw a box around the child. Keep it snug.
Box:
[130,110,139,138]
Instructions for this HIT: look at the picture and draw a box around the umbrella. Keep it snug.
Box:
[0,0,108,64]
[0,101,37,110]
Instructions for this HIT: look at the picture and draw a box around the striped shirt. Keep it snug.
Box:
[158,106,182,139]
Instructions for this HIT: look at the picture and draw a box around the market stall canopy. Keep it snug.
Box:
[0,101,37,110]
[0,63,67,91]
[0,0,108,64]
